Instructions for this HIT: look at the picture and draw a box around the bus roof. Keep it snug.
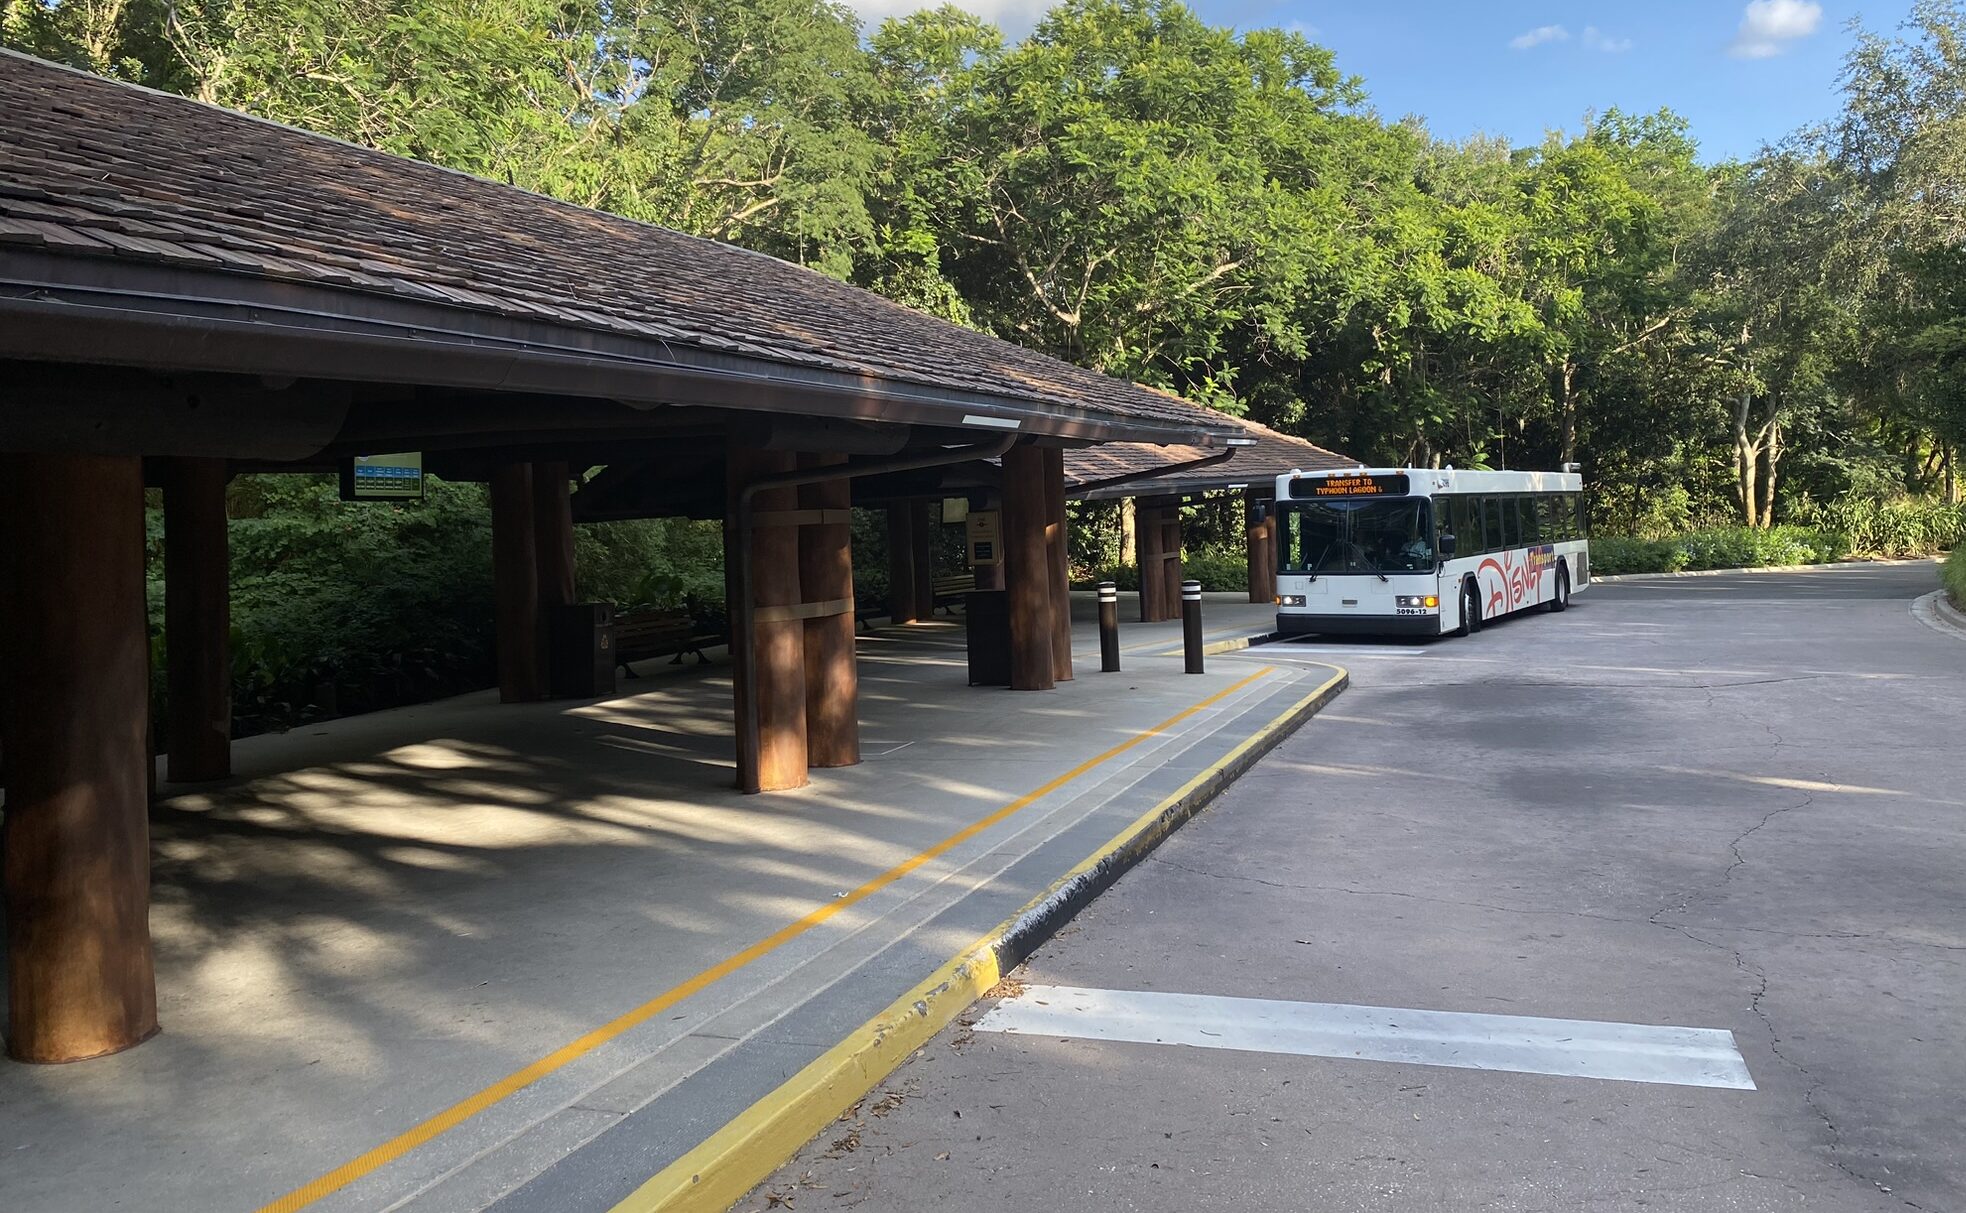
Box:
[1280,467,1582,496]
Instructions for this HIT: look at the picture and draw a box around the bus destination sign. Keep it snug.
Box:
[1295,473,1410,499]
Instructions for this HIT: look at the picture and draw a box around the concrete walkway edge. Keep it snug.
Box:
[1912,589,1966,641]
[608,666,1350,1213]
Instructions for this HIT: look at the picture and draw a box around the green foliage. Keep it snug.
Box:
[1942,546,1966,608]
[207,474,497,733]
[1178,553,1249,592]
[1789,496,1966,558]
[1589,526,1849,575]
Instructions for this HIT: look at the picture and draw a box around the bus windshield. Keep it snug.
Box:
[1279,497,1434,574]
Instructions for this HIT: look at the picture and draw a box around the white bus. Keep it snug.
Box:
[1271,467,1589,637]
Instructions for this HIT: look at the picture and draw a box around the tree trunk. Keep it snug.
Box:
[1732,390,1759,529]
[1757,420,1781,529]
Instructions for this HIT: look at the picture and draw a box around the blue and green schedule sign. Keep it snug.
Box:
[341,453,424,501]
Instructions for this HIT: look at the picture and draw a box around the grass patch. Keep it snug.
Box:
[1943,547,1966,609]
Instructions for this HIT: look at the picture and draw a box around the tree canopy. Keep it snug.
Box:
[8,0,1964,525]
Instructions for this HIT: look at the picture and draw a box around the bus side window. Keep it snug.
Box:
[1535,494,1556,542]
[1520,496,1542,544]
[1573,493,1589,538]
[1481,496,1502,552]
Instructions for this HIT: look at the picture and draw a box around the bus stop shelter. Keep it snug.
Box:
[0,50,1239,1065]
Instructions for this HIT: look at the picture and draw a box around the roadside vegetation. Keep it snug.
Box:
[1945,548,1966,608]
[23,0,1960,725]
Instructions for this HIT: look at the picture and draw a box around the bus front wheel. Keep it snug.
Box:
[1458,580,1482,636]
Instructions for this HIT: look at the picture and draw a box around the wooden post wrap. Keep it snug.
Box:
[491,463,545,702]
[1042,446,1073,681]
[0,454,160,1062]
[162,457,231,783]
[798,454,859,768]
[728,446,808,791]
[885,504,918,624]
[1000,445,1054,690]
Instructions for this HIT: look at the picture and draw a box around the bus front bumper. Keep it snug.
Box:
[1276,612,1441,637]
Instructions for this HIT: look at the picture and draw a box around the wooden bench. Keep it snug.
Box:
[614,608,719,674]
[932,574,976,613]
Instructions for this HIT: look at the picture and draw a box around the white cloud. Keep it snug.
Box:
[1728,0,1823,59]
[841,0,1049,36]
[1581,26,1633,53]
[1288,19,1321,39]
[1510,24,1571,50]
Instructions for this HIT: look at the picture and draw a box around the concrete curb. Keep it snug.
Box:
[609,667,1349,1213]
[1593,557,1938,583]
[1200,630,1283,656]
[1912,591,1966,642]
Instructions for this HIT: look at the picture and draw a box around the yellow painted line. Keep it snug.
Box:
[611,664,1347,1213]
[255,668,1276,1213]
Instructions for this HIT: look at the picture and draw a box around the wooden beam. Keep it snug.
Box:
[799,455,860,768]
[1135,499,1164,622]
[490,463,545,702]
[1042,446,1073,681]
[0,454,159,1062]
[911,500,935,621]
[1246,490,1274,604]
[729,445,809,790]
[1001,445,1055,690]
[886,504,918,624]
[533,460,576,610]
[162,457,231,783]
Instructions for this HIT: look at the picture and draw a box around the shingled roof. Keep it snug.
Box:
[0,51,1234,447]
[1066,413,1354,499]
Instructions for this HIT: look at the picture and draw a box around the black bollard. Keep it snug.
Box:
[1182,579,1204,674]
[1098,580,1121,672]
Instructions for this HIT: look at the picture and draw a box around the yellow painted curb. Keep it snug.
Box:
[611,665,1348,1213]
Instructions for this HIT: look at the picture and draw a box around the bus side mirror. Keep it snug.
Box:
[1439,532,1457,557]
[1250,501,1269,524]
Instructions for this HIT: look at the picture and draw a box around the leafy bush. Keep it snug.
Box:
[1790,496,1966,557]
[1076,555,1247,592]
[1589,526,1848,575]
[1179,553,1250,591]
[1944,546,1966,609]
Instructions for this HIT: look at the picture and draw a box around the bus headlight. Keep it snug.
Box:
[1396,595,1439,610]
[1277,594,1306,607]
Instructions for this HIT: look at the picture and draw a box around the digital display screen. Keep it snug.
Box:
[1293,473,1410,499]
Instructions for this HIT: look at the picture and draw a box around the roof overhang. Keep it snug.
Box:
[0,250,1238,450]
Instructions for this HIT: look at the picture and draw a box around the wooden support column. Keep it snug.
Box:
[490,462,544,703]
[1001,445,1054,690]
[533,460,576,610]
[1041,446,1073,681]
[911,500,936,619]
[1245,489,1272,604]
[798,455,859,768]
[728,445,808,791]
[1148,499,1179,621]
[0,454,159,1063]
[162,457,231,783]
[1135,498,1164,622]
[885,504,918,623]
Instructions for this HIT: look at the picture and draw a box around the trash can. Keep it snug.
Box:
[548,602,617,699]
[964,589,1011,686]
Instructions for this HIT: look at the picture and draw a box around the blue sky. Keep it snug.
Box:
[848,0,1923,161]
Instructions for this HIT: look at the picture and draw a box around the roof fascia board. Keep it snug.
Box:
[0,253,1230,447]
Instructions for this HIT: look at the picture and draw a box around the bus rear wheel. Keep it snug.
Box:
[1549,565,1571,612]
[1457,580,1482,636]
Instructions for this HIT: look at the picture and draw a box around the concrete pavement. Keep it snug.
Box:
[744,561,1964,1213]
[0,600,1305,1213]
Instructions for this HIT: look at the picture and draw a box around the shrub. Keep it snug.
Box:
[1944,547,1966,609]
[1178,553,1250,592]
[1588,526,1846,575]
[1791,496,1966,557]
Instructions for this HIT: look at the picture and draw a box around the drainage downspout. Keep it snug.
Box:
[730,432,1019,793]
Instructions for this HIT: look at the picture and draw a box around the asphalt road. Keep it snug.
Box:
[744,562,1964,1213]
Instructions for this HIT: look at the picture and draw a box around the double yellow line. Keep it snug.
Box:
[258,667,1278,1213]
